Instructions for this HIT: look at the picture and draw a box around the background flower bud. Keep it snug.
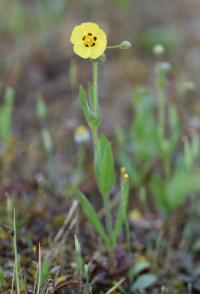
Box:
[153,44,165,56]
[119,41,132,49]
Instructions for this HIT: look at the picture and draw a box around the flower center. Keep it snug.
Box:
[82,33,97,48]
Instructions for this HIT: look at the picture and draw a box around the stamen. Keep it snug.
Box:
[83,34,97,48]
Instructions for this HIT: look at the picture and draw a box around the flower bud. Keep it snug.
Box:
[123,173,129,181]
[119,41,132,50]
[95,53,106,63]
[153,44,165,56]
[178,80,195,95]
[120,166,126,174]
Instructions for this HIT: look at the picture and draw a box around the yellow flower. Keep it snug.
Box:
[70,22,107,59]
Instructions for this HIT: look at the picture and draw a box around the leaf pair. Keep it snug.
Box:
[79,85,100,129]
[152,172,200,214]
[74,167,129,249]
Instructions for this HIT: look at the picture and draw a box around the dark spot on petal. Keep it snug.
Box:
[85,44,89,47]
[88,33,92,36]
[94,36,97,41]
[82,36,86,40]
[91,43,95,46]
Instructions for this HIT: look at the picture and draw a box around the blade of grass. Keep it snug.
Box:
[105,277,125,294]
[0,267,4,289]
[11,265,15,294]
[33,260,38,294]
[37,243,42,294]
[13,209,20,294]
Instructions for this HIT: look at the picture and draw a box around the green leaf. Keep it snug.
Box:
[41,258,50,285]
[131,273,157,290]
[152,171,200,214]
[129,261,151,279]
[79,85,91,119]
[4,87,15,105]
[184,140,193,170]
[193,239,200,252]
[167,172,200,212]
[168,106,181,138]
[74,190,108,245]
[151,175,170,213]
[94,135,116,195]
[0,87,15,143]
[191,133,200,158]
[36,97,47,120]
[42,129,53,153]
[79,85,100,128]
[0,268,4,288]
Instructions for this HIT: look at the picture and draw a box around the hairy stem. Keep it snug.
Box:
[91,60,116,268]
[92,61,98,113]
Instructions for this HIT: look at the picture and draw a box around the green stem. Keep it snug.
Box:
[106,45,121,49]
[90,60,116,268]
[103,193,113,245]
[158,89,165,140]
[92,61,98,113]
[155,64,166,141]
[158,88,170,178]
[163,153,170,177]
[91,127,98,151]
[156,68,171,178]
[121,180,131,252]
[91,61,99,152]
[92,61,113,244]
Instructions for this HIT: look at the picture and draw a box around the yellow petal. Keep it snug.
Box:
[70,24,84,44]
[80,22,100,35]
[90,29,107,59]
[90,34,107,59]
[90,44,106,59]
[73,43,91,59]
[96,28,107,45]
